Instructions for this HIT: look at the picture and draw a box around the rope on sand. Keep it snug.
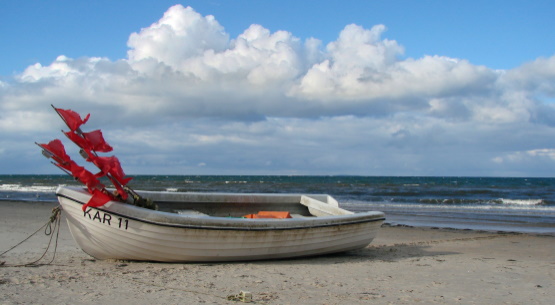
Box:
[0,206,62,267]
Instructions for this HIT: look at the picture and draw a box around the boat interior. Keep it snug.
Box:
[136,191,352,218]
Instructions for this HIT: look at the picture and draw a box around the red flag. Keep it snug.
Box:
[90,155,132,200]
[82,189,114,211]
[68,161,104,191]
[83,129,113,152]
[55,108,90,131]
[107,176,129,200]
[91,155,131,185]
[64,131,92,153]
[38,139,71,164]
[91,155,117,176]
[54,158,74,172]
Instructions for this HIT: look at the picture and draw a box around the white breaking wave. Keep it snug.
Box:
[0,184,58,193]
[499,198,544,206]
[341,200,555,215]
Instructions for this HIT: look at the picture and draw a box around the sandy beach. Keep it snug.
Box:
[1,200,553,305]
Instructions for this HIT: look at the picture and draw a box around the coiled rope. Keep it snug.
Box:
[0,206,62,267]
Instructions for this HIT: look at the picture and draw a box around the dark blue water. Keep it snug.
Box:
[1,175,554,234]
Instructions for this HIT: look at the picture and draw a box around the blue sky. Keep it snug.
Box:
[1,1,555,176]
[2,0,553,75]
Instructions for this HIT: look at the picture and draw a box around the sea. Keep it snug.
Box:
[1,175,554,234]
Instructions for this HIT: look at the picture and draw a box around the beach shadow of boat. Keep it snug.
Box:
[336,244,457,262]
[235,243,459,266]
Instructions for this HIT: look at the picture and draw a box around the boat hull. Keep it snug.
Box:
[57,186,385,262]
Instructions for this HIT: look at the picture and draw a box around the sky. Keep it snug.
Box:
[1,0,555,177]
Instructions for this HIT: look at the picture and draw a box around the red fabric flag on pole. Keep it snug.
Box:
[82,189,114,211]
[64,131,92,153]
[68,161,104,192]
[90,155,132,199]
[54,107,90,131]
[106,176,129,200]
[38,139,71,164]
[91,155,117,177]
[83,130,113,152]
[91,155,132,185]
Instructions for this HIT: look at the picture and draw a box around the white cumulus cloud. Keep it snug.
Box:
[1,4,555,176]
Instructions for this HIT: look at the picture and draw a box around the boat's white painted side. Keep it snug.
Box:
[57,186,385,262]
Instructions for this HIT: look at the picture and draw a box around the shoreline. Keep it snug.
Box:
[1,200,554,304]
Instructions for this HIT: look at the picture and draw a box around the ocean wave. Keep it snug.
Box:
[415,198,545,206]
[183,180,200,184]
[341,201,555,215]
[0,184,58,193]
[499,198,544,206]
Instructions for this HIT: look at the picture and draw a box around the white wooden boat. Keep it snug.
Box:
[57,186,385,262]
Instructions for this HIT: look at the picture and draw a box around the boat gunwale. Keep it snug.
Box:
[57,190,385,232]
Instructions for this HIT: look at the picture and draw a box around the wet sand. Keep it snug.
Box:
[1,200,554,304]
